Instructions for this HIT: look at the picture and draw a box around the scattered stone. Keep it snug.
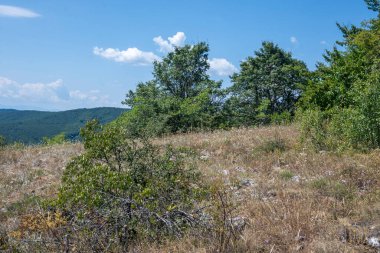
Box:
[292,175,301,182]
[367,236,380,249]
[234,166,246,173]
[239,178,255,188]
[231,216,247,232]
[200,155,209,160]
[368,226,380,249]
[200,150,210,160]
[221,170,229,176]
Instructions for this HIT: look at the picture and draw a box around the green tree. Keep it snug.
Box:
[226,41,309,126]
[365,0,380,14]
[120,42,223,136]
[298,1,380,150]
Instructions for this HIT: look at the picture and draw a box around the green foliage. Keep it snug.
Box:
[298,12,380,151]
[255,134,287,154]
[297,109,328,150]
[0,107,126,144]
[119,43,223,137]
[279,170,294,181]
[42,132,67,145]
[54,120,206,248]
[0,135,6,147]
[226,41,309,127]
[310,178,354,201]
[365,0,380,14]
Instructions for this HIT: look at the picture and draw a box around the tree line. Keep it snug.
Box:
[114,0,379,151]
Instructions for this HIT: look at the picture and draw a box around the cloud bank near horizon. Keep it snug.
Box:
[0,76,115,110]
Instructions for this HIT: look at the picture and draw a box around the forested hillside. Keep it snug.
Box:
[0,107,126,144]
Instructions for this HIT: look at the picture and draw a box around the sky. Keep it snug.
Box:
[0,0,376,111]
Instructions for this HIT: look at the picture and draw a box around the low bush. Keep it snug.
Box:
[50,120,208,250]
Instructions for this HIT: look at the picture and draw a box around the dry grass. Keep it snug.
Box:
[1,125,380,252]
[0,143,83,233]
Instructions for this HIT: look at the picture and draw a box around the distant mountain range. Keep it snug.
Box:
[0,107,127,144]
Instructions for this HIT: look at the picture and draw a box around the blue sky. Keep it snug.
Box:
[0,1,376,111]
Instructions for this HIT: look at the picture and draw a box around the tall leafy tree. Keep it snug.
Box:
[154,43,218,99]
[365,0,380,14]
[120,42,223,136]
[298,0,380,150]
[226,41,309,126]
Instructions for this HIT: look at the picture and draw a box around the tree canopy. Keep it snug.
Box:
[119,42,223,136]
[298,8,380,150]
[226,41,309,126]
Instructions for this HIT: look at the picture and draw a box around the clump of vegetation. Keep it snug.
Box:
[226,41,310,127]
[0,135,6,148]
[42,132,67,145]
[116,43,223,137]
[298,3,380,151]
[49,120,208,250]
[255,134,287,153]
[279,170,295,181]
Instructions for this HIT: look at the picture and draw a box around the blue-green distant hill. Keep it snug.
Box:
[0,107,127,144]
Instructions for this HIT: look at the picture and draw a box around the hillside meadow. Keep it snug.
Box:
[1,125,379,252]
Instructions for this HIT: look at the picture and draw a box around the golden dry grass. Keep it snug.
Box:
[0,143,83,233]
[1,125,380,252]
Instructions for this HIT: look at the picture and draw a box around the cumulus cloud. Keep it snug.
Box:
[153,32,186,52]
[0,78,67,102]
[153,36,174,52]
[208,58,237,76]
[168,32,186,46]
[94,32,187,65]
[69,89,109,103]
[0,5,40,18]
[0,76,111,108]
[93,47,160,65]
[290,36,298,45]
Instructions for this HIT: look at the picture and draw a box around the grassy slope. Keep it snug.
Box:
[0,107,126,144]
[1,125,379,252]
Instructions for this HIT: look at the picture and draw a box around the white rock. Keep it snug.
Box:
[368,237,380,248]
[292,175,301,182]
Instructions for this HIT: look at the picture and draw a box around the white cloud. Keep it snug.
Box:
[69,89,109,103]
[0,5,40,18]
[320,40,327,45]
[153,32,186,52]
[93,47,160,65]
[153,36,174,52]
[168,32,186,47]
[208,58,237,76]
[290,36,298,45]
[0,77,112,109]
[0,78,66,102]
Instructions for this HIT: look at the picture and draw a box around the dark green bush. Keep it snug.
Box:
[54,120,207,250]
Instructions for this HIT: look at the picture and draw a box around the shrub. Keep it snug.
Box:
[255,134,287,153]
[42,132,67,145]
[279,170,295,181]
[297,109,328,151]
[53,120,207,250]
[0,135,6,147]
